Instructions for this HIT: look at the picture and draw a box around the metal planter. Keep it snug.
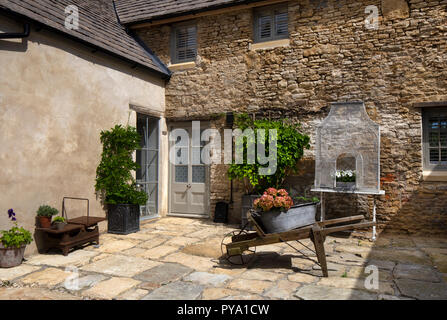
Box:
[0,244,26,268]
[258,202,317,234]
[107,204,140,235]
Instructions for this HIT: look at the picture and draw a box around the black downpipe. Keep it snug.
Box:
[0,23,30,39]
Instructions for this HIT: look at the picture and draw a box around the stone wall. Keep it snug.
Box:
[137,0,447,234]
[0,14,167,255]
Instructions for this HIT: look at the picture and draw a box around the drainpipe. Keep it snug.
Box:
[0,23,30,39]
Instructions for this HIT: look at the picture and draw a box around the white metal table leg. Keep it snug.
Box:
[372,196,377,241]
[320,192,325,222]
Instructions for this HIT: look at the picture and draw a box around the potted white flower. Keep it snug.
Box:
[0,209,33,268]
[335,170,356,190]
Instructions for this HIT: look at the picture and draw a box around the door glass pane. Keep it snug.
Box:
[442,149,447,163]
[137,115,159,217]
[429,132,439,147]
[192,166,205,183]
[175,165,188,183]
[430,149,439,163]
[440,132,447,147]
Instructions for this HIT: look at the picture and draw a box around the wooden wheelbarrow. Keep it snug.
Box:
[221,211,375,277]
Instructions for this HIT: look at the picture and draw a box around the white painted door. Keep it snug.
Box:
[170,124,208,216]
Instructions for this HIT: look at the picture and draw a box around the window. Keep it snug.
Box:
[423,107,447,170]
[253,4,288,43]
[170,23,197,64]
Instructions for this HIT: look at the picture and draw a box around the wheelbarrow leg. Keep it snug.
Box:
[312,225,329,277]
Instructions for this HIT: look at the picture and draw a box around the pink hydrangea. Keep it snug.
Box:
[253,188,293,212]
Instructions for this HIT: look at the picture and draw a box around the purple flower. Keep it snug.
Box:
[7,209,15,218]
[11,217,16,221]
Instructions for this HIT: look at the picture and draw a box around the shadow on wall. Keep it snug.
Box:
[0,38,28,52]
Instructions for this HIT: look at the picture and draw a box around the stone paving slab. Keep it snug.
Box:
[226,279,273,295]
[80,255,160,277]
[0,287,81,300]
[295,285,377,300]
[20,267,70,287]
[62,274,108,291]
[142,281,204,300]
[0,265,42,281]
[183,272,231,286]
[83,277,140,300]
[24,251,99,268]
[162,252,217,271]
[135,263,193,287]
[395,278,447,300]
[393,263,441,282]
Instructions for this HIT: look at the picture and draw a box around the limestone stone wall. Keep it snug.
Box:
[0,14,167,255]
[137,0,447,234]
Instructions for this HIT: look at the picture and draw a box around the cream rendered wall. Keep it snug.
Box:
[0,14,169,255]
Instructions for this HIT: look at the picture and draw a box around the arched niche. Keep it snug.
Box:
[314,101,381,193]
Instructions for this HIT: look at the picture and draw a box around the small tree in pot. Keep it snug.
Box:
[95,125,148,235]
[228,114,310,224]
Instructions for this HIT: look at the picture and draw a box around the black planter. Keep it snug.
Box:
[107,204,140,235]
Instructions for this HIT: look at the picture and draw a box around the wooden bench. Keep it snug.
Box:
[36,197,106,256]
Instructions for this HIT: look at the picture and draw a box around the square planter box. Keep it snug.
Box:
[107,204,140,235]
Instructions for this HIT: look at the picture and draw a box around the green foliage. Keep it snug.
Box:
[52,216,66,223]
[95,125,148,205]
[228,113,310,194]
[36,205,59,217]
[1,209,32,248]
[294,196,320,204]
[1,226,32,248]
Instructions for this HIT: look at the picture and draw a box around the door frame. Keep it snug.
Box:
[167,121,210,218]
[136,112,162,221]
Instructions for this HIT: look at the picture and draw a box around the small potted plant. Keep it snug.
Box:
[36,205,59,228]
[52,216,67,230]
[1,209,33,268]
[335,170,356,190]
[253,188,318,233]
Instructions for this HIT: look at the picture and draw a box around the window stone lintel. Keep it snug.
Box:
[249,38,290,51]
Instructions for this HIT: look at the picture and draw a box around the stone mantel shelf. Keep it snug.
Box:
[311,188,385,195]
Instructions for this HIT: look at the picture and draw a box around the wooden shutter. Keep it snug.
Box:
[259,14,272,40]
[173,25,197,63]
[254,4,288,43]
[274,10,288,37]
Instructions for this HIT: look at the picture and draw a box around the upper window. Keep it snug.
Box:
[253,4,288,43]
[170,23,197,64]
[423,107,447,170]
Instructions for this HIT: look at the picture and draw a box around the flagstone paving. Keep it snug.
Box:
[0,217,446,300]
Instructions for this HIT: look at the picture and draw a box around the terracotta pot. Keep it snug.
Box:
[0,244,26,268]
[38,216,51,228]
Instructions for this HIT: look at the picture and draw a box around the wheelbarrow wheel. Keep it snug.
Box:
[221,230,256,266]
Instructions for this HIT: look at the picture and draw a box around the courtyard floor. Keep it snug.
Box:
[0,217,446,300]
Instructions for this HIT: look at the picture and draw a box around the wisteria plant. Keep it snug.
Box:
[1,209,33,248]
[253,188,294,213]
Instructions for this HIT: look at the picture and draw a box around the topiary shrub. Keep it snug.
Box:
[95,125,148,205]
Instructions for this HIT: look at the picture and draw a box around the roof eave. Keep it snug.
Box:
[0,7,171,80]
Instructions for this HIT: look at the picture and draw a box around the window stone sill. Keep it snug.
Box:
[168,61,196,71]
[249,39,290,51]
[422,170,447,182]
